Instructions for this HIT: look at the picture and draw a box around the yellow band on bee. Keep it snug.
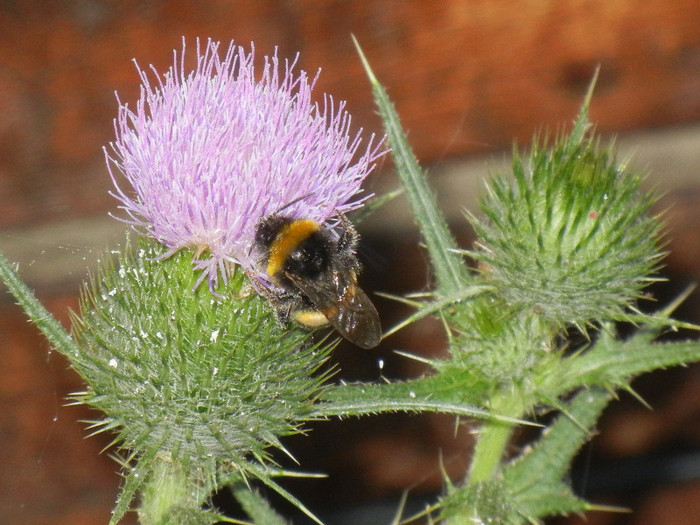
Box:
[266,219,320,278]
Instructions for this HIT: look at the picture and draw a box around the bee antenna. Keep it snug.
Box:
[273,192,314,215]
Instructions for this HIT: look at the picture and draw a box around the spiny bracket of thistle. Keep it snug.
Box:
[467,77,665,333]
[70,237,333,524]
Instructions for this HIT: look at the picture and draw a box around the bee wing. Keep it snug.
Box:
[330,280,382,349]
[287,268,381,349]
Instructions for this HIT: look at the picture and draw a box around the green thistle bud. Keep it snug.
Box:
[469,128,664,329]
[69,237,331,512]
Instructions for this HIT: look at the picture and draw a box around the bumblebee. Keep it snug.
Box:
[253,213,381,349]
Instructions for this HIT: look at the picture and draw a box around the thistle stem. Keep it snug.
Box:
[467,390,525,485]
[139,458,192,525]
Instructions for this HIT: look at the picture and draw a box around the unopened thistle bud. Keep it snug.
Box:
[469,129,663,329]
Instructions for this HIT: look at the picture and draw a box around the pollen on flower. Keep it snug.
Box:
[105,38,386,293]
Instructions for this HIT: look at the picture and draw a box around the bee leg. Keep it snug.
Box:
[273,300,292,325]
[248,273,292,324]
[267,290,297,325]
[335,212,359,253]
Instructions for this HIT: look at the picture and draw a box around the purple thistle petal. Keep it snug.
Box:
[105,38,386,290]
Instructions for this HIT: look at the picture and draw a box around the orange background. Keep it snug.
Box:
[1,2,699,523]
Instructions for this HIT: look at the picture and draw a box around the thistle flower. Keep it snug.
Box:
[105,38,385,291]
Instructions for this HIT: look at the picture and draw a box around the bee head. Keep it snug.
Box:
[255,215,293,248]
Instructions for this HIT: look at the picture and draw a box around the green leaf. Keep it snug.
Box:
[233,484,288,525]
[555,331,700,394]
[349,186,404,225]
[504,388,611,519]
[353,36,470,295]
[316,377,535,426]
[242,462,324,525]
[382,283,493,338]
[109,448,158,525]
[0,247,81,359]
[437,390,610,523]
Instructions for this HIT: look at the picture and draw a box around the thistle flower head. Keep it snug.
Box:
[105,38,385,290]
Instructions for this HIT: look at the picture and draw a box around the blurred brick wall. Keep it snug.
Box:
[1,1,699,524]
[1,0,699,229]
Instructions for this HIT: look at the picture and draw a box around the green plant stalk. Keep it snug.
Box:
[139,458,191,525]
[466,389,526,485]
